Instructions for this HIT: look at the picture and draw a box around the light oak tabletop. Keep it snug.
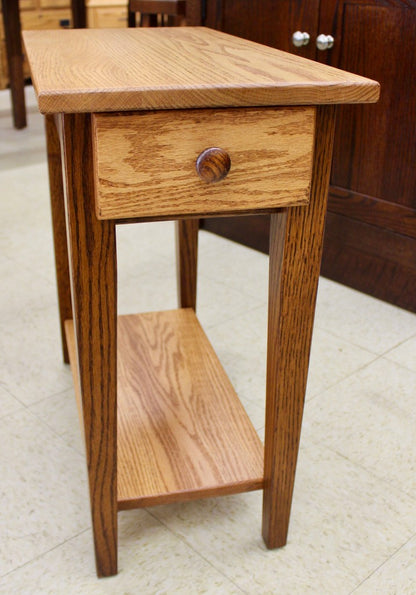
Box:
[23,27,379,114]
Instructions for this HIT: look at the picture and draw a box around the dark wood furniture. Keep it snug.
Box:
[23,26,377,577]
[202,0,416,313]
[1,0,86,130]
[1,0,26,128]
[128,0,186,26]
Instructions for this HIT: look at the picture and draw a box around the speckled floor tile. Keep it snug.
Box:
[315,277,416,354]
[384,334,416,374]
[0,251,55,318]
[0,89,46,171]
[117,221,176,271]
[0,163,55,279]
[0,512,244,595]
[118,257,178,315]
[353,535,416,594]
[304,357,416,498]
[0,303,73,405]
[0,385,24,419]
[29,389,84,455]
[118,257,263,330]
[198,230,269,302]
[306,327,377,398]
[0,409,90,576]
[204,306,378,406]
[151,444,416,595]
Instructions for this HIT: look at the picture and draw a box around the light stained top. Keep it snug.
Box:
[23,26,379,114]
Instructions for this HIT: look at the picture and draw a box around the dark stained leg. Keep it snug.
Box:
[262,106,337,548]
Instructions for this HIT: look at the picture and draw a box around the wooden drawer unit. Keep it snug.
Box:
[87,0,128,28]
[93,106,315,220]
[20,0,37,10]
[0,0,127,92]
[0,39,7,88]
[0,0,71,90]
[39,0,69,8]
[21,8,71,29]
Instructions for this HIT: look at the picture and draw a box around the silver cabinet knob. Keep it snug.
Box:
[316,34,334,51]
[292,31,310,48]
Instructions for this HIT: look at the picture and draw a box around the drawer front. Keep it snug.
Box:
[0,40,8,90]
[39,0,70,8]
[87,6,128,28]
[21,8,72,30]
[92,107,315,221]
[20,0,37,10]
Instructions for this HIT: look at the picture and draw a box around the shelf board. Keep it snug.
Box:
[65,308,264,510]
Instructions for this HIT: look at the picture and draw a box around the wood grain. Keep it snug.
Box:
[2,0,26,128]
[64,319,86,447]
[322,211,416,314]
[93,107,315,220]
[22,26,379,114]
[328,185,416,240]
[45,114,72,364]
[262,105,337,548]
[319,0,416,312]
[115,308,264,509]
[196,147,231,183]
[61,112,118,577]
[204,0,320,61]
[129,0,186,15]
[176,219,199,310]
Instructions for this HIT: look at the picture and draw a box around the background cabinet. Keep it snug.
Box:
[0,0,128,90]
[0,0,72,89]
[202,0,416,312]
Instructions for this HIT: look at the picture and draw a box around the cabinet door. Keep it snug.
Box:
[318,0,416,311]
[201,0,321,258]
[204,0,319,59]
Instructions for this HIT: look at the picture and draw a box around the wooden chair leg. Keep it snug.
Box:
[61,113,118,577]
[262,105,337,548]
[128,9,136,26]
[45,115,73,364]
[176,219,199,310]
[140,13,158,26]
[70,0,86,28]
[2,0,26,129]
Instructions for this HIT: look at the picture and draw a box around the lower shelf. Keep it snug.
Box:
[65,308,264,510]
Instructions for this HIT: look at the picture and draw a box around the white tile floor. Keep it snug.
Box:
[1,87,416,594]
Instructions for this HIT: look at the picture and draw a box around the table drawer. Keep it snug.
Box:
[92,106,315,220]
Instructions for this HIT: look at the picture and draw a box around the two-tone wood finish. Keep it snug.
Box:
[203,0,415,312]
[24,27,379,578]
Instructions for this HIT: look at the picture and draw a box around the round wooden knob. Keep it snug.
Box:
[196,147,231,183]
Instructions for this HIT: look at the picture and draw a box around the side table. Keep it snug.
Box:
[23,27,379,577]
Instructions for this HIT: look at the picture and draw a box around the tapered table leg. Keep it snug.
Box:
[45,115,72,363]
[61,113,118,577]
[176,219,199,310]
[262,105,337,548]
